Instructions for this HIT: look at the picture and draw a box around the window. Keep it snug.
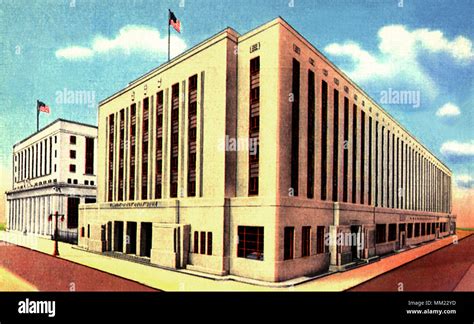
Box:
[188,75,198,197]
[73,179,78,184]
[237,226,264,261]
[368,116,373,206]
[81,227,85,237]
[90,181,94,186]
[250,56,260,73]
[54,136,57,144]
[352,104,358,203]
[200,231,206,255]
[302,226,311,257]
[291,59,300,196]
[316,226,325,254]
[67,197,80,228]
[248,57,260,196]
[155,91,164,199]
[388,223,396,241]
[109,114,115,201]
[54,164,56,172]
[67,178,72,184]
[381,127,385,207]
[85,137,94,175]
[421,223,426,236]
[249,177,258,195]
[332,89,339,202]
[414,223,420,237]
[85,180,89,185]
[70,150,76,159]
[170,83,179,198]
[360,111,366,204]
[283,227,294,260]
[69,164,76,173]
[250,87,260,102]
[320,80,328,200]
[407,223,413,238]
[343,97,349,202]
[70,136,76,145]
[376,224,386,244]
[307,70,315,199]
[207,232,212,255]
[427,222,431,235]
[87,224,90,238]
[194,231,199,254]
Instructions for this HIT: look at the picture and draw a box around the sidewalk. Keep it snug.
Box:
[0,266,37,291]
[0,230,470,291]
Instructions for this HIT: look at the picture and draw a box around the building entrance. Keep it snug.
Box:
[126,222,137,254]
[140,222,152,257]
[114,221,124,252]
[350,225,362,260]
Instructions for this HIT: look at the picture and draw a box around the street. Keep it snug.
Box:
[350,234,473,291]
[0,242,157,292]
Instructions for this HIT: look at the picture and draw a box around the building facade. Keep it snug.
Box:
[6,119,98,242]
[79,17,455,282]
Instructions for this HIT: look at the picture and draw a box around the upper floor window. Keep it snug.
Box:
[70,136,77,145]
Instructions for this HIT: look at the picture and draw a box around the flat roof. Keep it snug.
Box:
[99,26,239,106]
[13,118,97,148]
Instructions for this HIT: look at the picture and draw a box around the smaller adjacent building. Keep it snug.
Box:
[5,119,98,243]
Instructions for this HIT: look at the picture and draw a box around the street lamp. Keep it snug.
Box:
[48,211,64,256]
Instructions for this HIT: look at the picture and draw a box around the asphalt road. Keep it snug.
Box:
[0,242,157,291]
[350,234,474,291]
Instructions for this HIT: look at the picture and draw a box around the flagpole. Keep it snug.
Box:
[36,100,39,132]
[168,9,171,61]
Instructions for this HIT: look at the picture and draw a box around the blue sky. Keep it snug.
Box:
[0,0,473,189]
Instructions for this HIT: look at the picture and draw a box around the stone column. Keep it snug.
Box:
[162,88,170,199]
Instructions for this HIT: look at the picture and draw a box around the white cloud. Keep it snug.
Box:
[56,25,187,60]
[55,46,94,60]
[454,174,474,189]
[436,102,461,117]
[324,25,474,100]
[440,140,474,157]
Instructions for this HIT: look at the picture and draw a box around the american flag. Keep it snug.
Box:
[169,10,181,33]
[38,101,50,114]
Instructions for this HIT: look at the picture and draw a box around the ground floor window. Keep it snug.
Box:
[414,223,420,237]
[407,223,413,238]
[421,223,426,236]
[207,232,213,255]
[140,222,152,257]
[194,231,199,253]
[283,227,294,260]
[376,224,386,243]
[237,226,264,261]
[301,226,311,257]
[388,223,396,241]
[316,226,325,254]
[67,197,80,228]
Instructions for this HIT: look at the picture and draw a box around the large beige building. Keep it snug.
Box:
[79,17,455,282]
[6,119,97,243]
